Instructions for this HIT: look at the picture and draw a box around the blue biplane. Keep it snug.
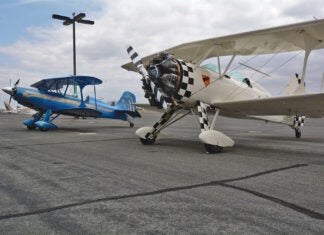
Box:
[2,76,141,131]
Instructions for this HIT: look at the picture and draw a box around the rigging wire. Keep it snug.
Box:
[222,38,303,101]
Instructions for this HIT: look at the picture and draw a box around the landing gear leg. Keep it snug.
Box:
[126,115,134,128]
[24,112,43,130]
[196,101,234,153]
[136,105,184,145]
[293,116,305,138]
[295,127,301,138]
[197,102,223,153]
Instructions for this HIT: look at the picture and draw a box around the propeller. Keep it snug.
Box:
[2,79,20,105]
[14,79,20,87]
[126,45,167,109]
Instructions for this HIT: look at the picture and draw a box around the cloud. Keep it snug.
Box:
[1,0,324,107]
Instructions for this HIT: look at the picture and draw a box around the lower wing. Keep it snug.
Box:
[212,93,324,118]
[57,108,102,117]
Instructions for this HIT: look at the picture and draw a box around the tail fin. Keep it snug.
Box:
[284,73,306,95]
[115,91,141,117]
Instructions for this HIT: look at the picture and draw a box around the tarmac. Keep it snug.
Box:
[0,112,323,234]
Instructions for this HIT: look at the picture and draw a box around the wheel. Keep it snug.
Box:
[27,125,36,130]
[39,127,49,132]
[139,137,155,145]
[204,144,223,154]
[295,128,301,138]
[129,122,134,128]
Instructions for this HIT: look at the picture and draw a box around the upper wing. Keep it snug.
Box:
[213,93,324,118]
[122,19,324,72]
[31,76,102,91]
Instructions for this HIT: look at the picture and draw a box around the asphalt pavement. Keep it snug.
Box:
[0,112,323,234]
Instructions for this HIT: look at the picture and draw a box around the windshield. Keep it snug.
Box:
[202,63,248,83]
[202,64,219,73]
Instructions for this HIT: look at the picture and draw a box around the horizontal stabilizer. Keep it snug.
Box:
[126,110,141,118]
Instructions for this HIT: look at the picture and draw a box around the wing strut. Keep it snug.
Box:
[94,85,97,110]
[222,54,236,77]
[300,31,323,84]
[79,84,86,108]
[193,45,217,67]
[213,44,236,78]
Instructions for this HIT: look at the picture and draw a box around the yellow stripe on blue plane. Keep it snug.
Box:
[2,76,141,131]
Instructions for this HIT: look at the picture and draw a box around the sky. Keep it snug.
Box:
[0,0,324,108]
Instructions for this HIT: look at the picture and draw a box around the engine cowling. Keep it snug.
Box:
[146,52,209,106]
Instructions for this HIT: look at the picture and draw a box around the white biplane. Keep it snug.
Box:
[122,19,324,153]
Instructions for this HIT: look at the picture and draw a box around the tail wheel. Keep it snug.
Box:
[140,137,155,145]
[204,144,223,154]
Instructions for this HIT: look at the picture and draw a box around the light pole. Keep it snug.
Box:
[52,13,94,96]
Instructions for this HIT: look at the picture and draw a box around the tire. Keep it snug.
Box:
[204,144,223,154]
[295,128,301,138]
[140,137,155,145]
[39,127,49,132]
[27,125,36,130]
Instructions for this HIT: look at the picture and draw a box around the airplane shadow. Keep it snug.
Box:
[52,125,133,133]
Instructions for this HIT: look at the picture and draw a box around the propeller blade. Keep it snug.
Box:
[126,45,167,109]
[14,79,20,87]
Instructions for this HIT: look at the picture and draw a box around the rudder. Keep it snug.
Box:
[115,91,136,112]
[284,73,305,95]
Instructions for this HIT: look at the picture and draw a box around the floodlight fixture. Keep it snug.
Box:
[52,12,95,76]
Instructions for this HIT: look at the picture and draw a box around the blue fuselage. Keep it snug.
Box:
[14,87,128,120]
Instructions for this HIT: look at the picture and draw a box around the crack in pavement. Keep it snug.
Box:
[1,163,323,221]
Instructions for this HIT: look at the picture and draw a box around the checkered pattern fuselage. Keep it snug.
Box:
[174,60,195,102]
